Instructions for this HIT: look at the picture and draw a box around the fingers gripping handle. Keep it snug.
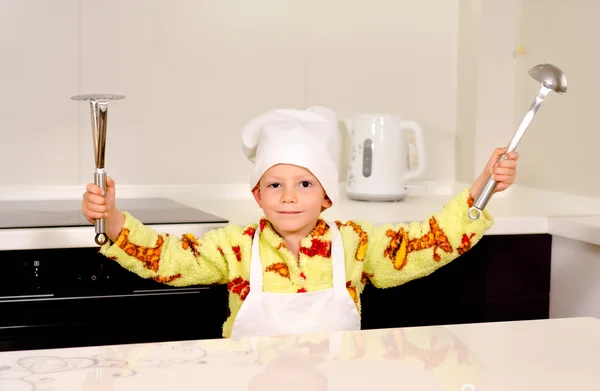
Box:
[94,168,108,246]
[467,154,505,220]
[468,85,551,221]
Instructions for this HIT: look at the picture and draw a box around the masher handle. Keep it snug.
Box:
[94,168,108,245]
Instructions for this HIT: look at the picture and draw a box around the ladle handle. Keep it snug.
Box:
[94,168,108,245]
[468,85,551,221]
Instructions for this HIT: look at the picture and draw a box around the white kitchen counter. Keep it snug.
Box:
[548,215,600,247]
[0,317,598,390]
[177,182,600,236]
[1,181,600,249]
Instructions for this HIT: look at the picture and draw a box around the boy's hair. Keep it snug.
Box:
[241,107,340,205]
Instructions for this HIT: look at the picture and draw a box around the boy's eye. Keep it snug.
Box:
[299,181,311,188]
[268,183,281,189]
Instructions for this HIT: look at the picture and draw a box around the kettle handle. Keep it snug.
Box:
[400,120,426,180]
[344,117,355,137]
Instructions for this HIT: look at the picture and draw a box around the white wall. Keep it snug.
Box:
[454,0,480,184]
[0,1,80,186]
[473,0,521,177]
[455,0,522,184]
[550,237,600,320]
[0,0,460,188]
[3,0,596,198]
[513,0,600,197]
[456,0,600,200]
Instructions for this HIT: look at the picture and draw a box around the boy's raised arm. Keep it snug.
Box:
[359,188,494,288]
[99,211,249,287]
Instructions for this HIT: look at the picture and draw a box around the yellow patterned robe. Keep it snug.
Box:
[100,188,494,338]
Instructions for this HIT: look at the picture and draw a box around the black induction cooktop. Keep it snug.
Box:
[0,198,228,229]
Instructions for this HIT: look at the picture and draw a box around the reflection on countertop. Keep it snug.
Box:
[0,317,599,391]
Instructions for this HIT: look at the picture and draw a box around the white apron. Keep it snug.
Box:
[230,221,361,339]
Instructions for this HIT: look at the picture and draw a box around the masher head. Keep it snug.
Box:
[71,94,126,102]
[71,93,125,170]
[528,64,568,94]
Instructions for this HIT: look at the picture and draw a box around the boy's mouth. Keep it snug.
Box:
[278,211,302,215]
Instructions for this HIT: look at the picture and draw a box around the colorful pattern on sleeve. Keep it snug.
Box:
[99,187,493,338]
[100,212,236,287]
[358,187,494,289]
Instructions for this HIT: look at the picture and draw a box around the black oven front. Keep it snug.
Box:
[0,246,229,352]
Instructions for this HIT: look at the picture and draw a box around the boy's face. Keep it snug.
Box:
[252,164,332,237]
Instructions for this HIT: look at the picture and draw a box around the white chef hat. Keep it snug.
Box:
[241,106,340,205]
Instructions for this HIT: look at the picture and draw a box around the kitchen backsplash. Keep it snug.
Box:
[1,0,598,198]
[0,0,459,188]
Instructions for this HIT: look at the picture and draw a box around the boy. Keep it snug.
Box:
[82,106,518,339]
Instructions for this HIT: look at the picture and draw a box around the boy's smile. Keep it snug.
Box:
[252,163,333,253]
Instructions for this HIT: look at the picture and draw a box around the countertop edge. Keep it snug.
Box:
[547,217,600,247]
[1,216,599,251]
[1,181,600,249]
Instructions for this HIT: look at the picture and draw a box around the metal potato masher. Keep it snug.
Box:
[71,93,126,245]
[467,64,568,221]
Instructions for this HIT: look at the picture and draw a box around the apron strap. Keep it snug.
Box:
[249,226,264,291]
[327,221,347,292]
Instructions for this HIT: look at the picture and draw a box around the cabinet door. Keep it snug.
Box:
[360,240,488,330]
[360,283,484,330]
[484,234,552,298]
[483,295,550,322]
[359,234,553,330]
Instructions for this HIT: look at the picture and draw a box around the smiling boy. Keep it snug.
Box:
[82,106,518,339]
[253,163,332,257]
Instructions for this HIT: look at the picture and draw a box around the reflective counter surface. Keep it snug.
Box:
[0,317,598,391]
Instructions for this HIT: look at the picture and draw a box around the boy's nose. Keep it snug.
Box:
[281,190,297,203]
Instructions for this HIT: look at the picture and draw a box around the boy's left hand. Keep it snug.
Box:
[471,147,519,197]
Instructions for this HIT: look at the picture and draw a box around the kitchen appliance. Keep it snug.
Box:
[468,63,568,220]
[345,113,426,201]
[0,198,229,352]
[71,93,125,245]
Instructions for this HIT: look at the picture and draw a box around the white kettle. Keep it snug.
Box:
[345,113,426,201]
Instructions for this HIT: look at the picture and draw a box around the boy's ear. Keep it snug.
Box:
[252,186,262,206]
[321,195,332,211]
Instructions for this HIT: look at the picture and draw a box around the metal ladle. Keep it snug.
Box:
[467,64,568,221]
[71,93,126,245]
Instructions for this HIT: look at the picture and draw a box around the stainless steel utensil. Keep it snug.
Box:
[467,64,568,221]
[71,93,126,245]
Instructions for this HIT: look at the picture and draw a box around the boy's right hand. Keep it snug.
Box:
[82,176,123,242]
[82,176,116,223]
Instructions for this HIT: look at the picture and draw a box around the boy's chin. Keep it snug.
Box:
[269,216,317,233]
[271,220,305,232]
